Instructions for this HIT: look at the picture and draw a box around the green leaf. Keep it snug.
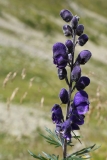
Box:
[28,150,47,160]
[67,144,99,159]
[42,152,59,160]
[40,127,62,148]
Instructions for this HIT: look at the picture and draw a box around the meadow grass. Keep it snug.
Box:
[0,0,107,45]
[74,0,107,18]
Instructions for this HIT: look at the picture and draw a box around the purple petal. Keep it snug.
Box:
[77,103,89,115]
[74,90,88,106]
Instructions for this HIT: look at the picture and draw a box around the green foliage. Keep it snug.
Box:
[40,127,63,148]
[67,144,100,159]
[28,150,59,160]
[29,128,99,160]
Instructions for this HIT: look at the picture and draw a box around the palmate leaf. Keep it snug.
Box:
[40,127,62,147]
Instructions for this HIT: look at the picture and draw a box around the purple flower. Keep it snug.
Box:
[71,16,79,29]
[65,40,73,54]
[76,50,92,65]
[78,34,88,46]
[53,42,67,57]
[63,25,72,36]
[58,119,79,141]
[76,76,90,90]
[76,24,84,36]
[71,65,81,82]
[53,42,68,68]
[70,110,85,125]
[73,91,89,115]
[60,9,73,22]
[57,68,67,80]
[51,104,64,124]
[59,88,69,104]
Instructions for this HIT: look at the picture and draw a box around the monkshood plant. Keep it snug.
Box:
[29,9,99,160]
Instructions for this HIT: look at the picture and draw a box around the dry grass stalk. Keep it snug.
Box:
[96,85,101,98]
[10,87,19,102]
[11,72,17,81]
[29,77,35,88]
[7,87,19,109]
[40,97,44,107]
[3,72,12,87]
[21,68,26,79]
[20,92,28,103]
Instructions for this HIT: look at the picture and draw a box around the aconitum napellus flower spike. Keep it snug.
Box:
[76,24,84,36]
[59,88,69,104]
[78,34,88,46]
[63,25,72,36]
[60,9,73,22]
[76,50,92,65]
[71,65,81,82]
[76,76,90,90]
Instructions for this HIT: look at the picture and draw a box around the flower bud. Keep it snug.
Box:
[60,9,73,22]
[65,40,73,53]
[59,88,69,104]
[76,76,90,90]
[62,25,72,36]
[58,68,67,80]
[71,65,81,82]
[76,50,92,65]
[71,16,79,29]
[76,24,84,36]
[78,34,88,46]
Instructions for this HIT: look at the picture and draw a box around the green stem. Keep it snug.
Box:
[63,29,76,159]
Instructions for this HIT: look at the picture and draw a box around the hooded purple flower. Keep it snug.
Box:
[73,90,89,115]
[57,119,79,141]
[51,104,64,124]
[78,34,88,46]
[63,25,72,36]
[70,110,85,125]
[76,50,92,65]
[65,40,73,54]
[57,68,67,80]
[53,42,68,68]
[76,24,84,36]
[71,65,81,82]
[76,76,90,90]
[59,88,69,104]
[71,16,79,29]
[60,9,73,22]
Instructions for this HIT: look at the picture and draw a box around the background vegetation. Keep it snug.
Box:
[0,0,107,159]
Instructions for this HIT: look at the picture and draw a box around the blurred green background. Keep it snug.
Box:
[0,0,107,159]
